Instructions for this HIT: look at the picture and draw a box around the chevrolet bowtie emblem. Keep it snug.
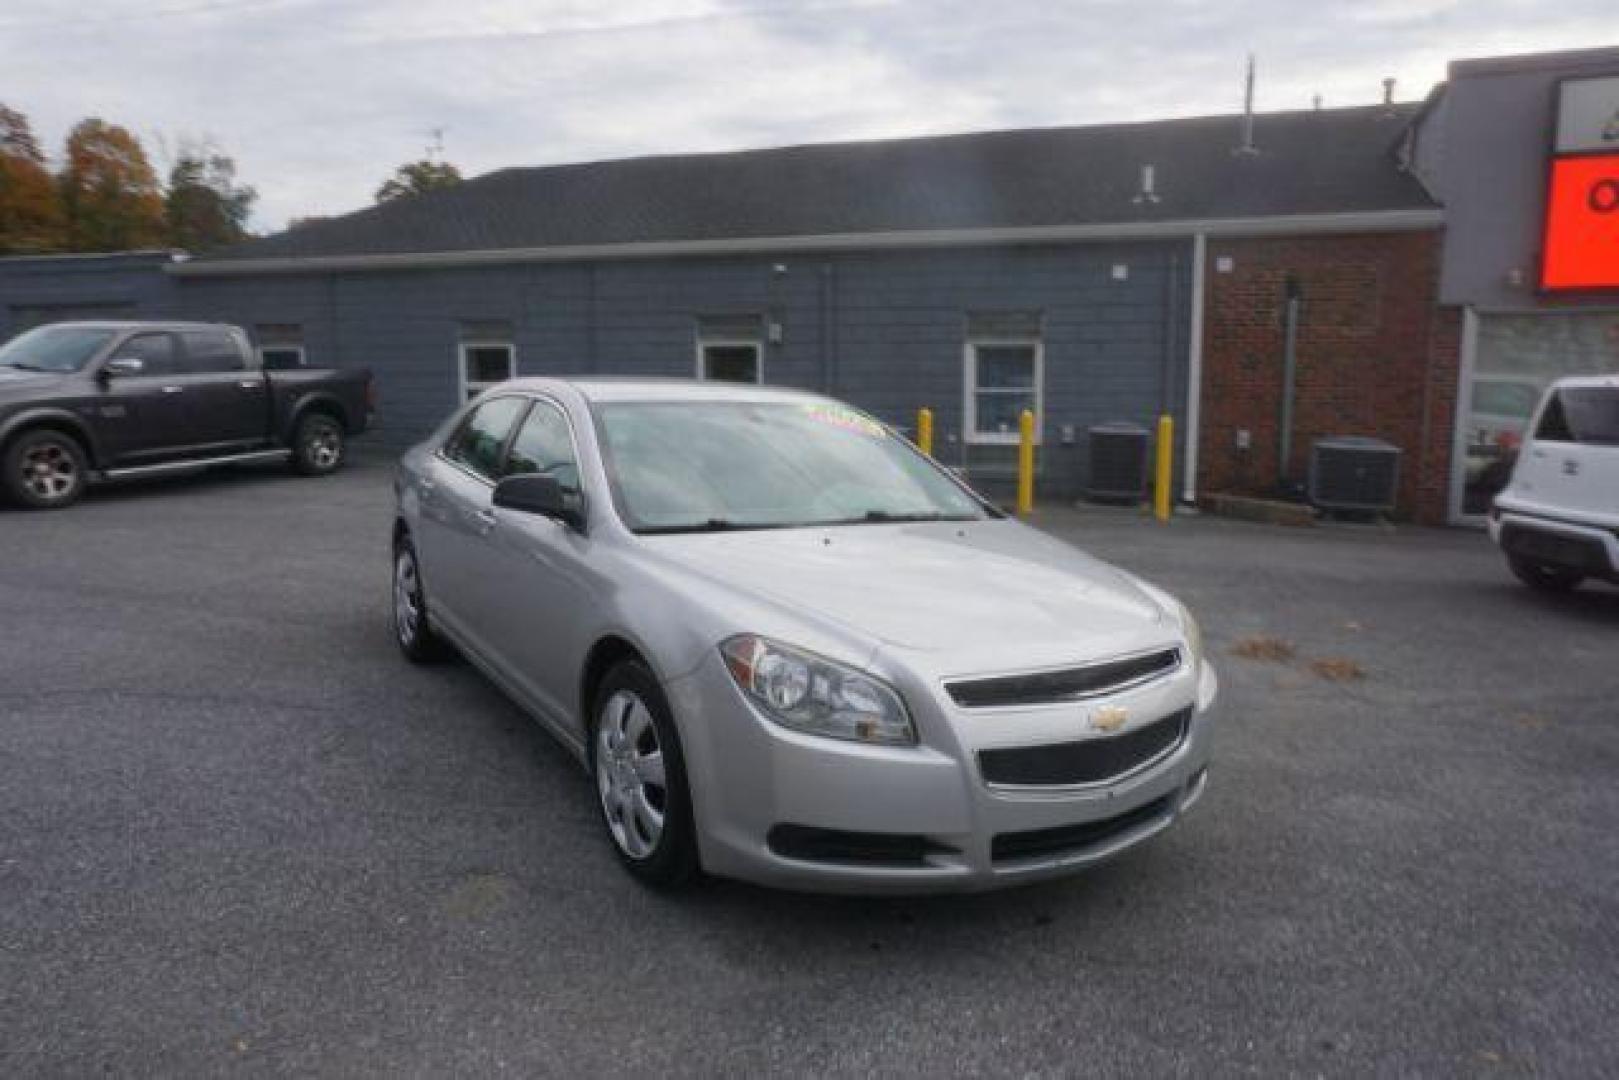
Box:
[1092,705,1129,733]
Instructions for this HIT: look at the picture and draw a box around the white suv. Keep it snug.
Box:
[1489,375,1619,593]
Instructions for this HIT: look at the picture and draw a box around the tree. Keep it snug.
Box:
[59,119,165,252]
[0,104,66,254]
[375,159,463,203]
[165,141,256,252]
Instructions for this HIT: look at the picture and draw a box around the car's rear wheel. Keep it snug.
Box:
[1508,554,1585,593]
[393,537,450,662]
[292,412,345,476]
[591,659,698,888]
[4,429,89,509]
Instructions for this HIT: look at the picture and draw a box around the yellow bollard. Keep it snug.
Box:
[1154,414,1174,523]
[1017,409,1035,517]
[916,407,934,457]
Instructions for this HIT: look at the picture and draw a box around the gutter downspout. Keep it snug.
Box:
[1182,233,1207,504]
[1279,277,1302,489]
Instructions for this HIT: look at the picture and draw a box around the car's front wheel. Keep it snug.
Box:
[1508,554,1585,593]
[591,659,698,888]
[3,429,89,509]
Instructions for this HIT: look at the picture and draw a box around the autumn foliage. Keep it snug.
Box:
[0,104,258,255]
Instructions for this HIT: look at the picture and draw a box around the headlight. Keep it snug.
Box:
[1177,602,1205,667]
[720,634,916,745]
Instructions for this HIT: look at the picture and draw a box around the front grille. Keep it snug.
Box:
[992,793,1176,864]
[978,707,1191,788]
[946,648,1180,709]
[767,824,934,866]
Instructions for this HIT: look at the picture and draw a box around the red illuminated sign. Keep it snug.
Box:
[1542,153,1619,291]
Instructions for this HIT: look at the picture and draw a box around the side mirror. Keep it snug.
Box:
[101,358,145,379]
[493,473,586,530]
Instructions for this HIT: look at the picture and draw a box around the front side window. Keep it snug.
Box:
[0,325,116,373]
[179,329,245,373]
[595,400,991,532]
[461,343,514,401]
[115,333,182,376]
[505,399,581,494]
[443,395,527,481]
[966,341,1042,444]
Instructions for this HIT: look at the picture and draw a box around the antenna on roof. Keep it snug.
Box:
[1237,54,1259,155]
[421,126,447,162]
[1382,77,1396,106]
[1313,93,1323,111]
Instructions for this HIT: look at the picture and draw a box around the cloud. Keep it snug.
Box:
[1,0,1608,230]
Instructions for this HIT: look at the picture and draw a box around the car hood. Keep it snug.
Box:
[642,519,1176,673]
[0,367,66,393]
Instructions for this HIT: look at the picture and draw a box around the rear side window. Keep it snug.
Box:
[1537,388,1619,446]
[180,329,245,373]
[443,396,527,481]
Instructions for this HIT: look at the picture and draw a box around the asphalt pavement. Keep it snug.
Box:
[2,453,1616,1076]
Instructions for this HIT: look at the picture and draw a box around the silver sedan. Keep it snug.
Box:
[392,379,1217,893]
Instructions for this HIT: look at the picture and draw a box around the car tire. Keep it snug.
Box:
[291,412,345,476]
[3,428,89,510]
[1508,555,1585,593]
[393,537,451,663]
[590,659,699,889]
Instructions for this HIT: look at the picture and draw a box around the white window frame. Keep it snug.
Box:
[459,341,516,401]
[695,337,763,384]
[257,344,305,369]
[963,338,1044,445]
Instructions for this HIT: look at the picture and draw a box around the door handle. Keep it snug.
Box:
[239,380,262,390]
[161,385,184,394]
[470,508,498,535]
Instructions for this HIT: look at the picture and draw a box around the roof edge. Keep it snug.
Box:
[174,209,1444,277]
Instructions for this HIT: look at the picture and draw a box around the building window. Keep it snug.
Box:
[695,314,763,383]
[259,345,306,371]
[460,342,515,400]
[965,311,1042,444]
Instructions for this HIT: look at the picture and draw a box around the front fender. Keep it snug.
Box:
[0,406,105,467]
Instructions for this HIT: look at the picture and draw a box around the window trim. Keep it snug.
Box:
[458,340,517,402]
[436,392,530,486]
[501,394,586,496]
[258,344,306,370]
[963,338,1044,446]
[694,337,764,384]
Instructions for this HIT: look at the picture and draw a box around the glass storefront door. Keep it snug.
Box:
[1461,311,1619,516]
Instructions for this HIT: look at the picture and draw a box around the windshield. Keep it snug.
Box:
[0,325,117,373]
[595,400,995,533]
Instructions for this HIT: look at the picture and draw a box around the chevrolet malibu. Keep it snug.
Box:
[392,379,1217,893]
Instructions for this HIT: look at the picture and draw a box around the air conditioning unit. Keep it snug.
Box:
[1086,422,1150,502]
[1308,436,1402,512]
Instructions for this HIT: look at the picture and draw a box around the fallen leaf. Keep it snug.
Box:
[1232,635,1296,662]
[1309,658,1366,681]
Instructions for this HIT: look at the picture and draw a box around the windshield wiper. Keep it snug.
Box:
[834,510,979,525]
[1,362,48,372]
[636,518,792,535]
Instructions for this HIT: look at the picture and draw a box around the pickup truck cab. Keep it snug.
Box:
[0,320,372,509]
[1489,375,1619,593]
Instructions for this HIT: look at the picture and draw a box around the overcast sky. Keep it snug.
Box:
[3,0,1609,231]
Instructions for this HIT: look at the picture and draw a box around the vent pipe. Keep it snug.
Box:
[1132,164,1161,204]
[1382,77,1396,106]
[1238,55,1258,155]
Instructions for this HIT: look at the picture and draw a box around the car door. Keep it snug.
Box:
[176,328,267,448]
[412,395,529,650]
[94,331,199,465]
[475,396,598,727]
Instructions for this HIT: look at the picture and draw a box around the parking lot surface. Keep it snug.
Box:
[2,454,1616,1076]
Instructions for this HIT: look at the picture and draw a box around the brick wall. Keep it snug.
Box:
[1198,231,1460,524]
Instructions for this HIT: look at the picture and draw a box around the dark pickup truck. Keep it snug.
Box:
[0,321,373,508]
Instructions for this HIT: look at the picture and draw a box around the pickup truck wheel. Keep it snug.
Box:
[4,430,89,509]
[393,538,451,662]
[292,413,345,476]
[1508,555,1585,593]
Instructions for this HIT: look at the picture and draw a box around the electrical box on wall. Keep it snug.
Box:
[1541,75,1619,292]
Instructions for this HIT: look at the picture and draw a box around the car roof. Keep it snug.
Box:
[507,376,835,405]
[1548,375,1619,391]
[25,320,239,333]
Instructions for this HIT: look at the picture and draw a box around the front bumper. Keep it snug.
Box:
[1490,506,1619,581]
[664,650,1217,894]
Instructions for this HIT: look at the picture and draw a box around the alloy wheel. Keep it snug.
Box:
[394,549,422,645]
[306,421,342,470]
[20,438,80,504]
[595,689,668,860]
